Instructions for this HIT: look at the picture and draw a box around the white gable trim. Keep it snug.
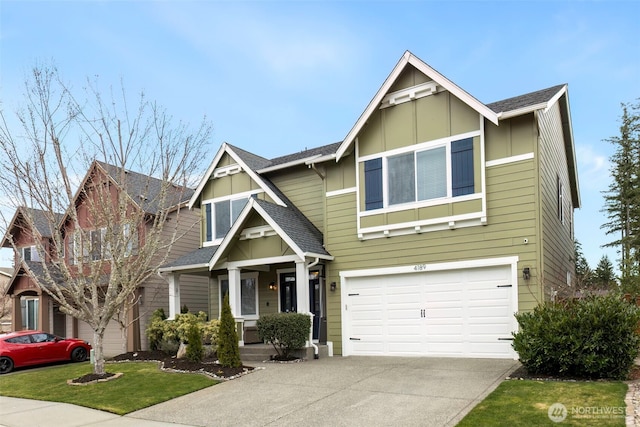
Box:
[189,143,286,210]
[336,51,499,161]
[208,199,332,270]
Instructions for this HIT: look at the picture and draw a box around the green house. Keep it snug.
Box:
[160,51,579,359]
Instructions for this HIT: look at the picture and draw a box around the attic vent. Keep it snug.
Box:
[139,194,148,201]
[380,81,440,109]
[213,164,242,179]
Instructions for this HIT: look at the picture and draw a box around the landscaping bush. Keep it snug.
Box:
[185,317,204,363]
[257,312,311,359]
[145,310,219,355]
[146,308,167,351]
[217,293,241,368]
[512,295,640,379]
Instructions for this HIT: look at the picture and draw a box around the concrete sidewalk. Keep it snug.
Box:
[0,357,518,427]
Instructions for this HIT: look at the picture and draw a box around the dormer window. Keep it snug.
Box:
[21,245,41,262]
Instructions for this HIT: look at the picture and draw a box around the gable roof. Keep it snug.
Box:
[208,198,332,270]
[336,51,500,161]
[95,161,194,214]
[189,143,286,209]
[1,207,63,248]
[487,84,567,118]
[158,245,219,273]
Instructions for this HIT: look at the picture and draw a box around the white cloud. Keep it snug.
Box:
[575,144,610,191]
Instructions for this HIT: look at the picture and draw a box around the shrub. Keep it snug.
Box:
[145,309,219,354]
[513,295,640,379]
[217,293,241,368]
[185,317,204,363]
[257,313,311,359]
[146,308,167,351]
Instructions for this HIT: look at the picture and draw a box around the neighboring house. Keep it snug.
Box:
[160,50,579,360]
[2,161,207,356]
[0,267,12,331]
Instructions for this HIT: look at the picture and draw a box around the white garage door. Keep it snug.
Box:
[343,265,515,358]
[78,320,124,358]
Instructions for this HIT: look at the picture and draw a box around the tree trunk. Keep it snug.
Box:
[93,330,105,375]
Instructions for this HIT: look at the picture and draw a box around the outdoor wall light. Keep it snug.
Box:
[330,282,337,292]
[268,281,277,291]
[523,267,531,280]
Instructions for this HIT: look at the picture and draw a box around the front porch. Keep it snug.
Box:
[239,342,333,362]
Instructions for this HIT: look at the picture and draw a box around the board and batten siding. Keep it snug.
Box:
[324,152,540,355]
[537,102,575,298]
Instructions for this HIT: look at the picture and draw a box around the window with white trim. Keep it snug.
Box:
[364,137,475,210]
[203,194,254,244]
[557,175,564,224]
[21,245,41,262]
[219,273,259,318]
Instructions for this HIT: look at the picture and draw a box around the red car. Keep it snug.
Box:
[0,331,91,374]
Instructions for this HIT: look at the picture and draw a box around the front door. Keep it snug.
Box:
[279,272,297,312]
[279,270,322,341]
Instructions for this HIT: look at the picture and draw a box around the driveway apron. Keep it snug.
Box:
[128,356,518,427]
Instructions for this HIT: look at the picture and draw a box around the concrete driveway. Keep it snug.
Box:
[129,356,518,427]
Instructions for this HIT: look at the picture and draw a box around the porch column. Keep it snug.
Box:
[11,294,21,331]
[39,293,50,332]
[168,273,181,320]
[227,267,244,346]
[295,260,310,314]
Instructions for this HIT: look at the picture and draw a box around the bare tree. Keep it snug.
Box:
[0,64,212,375]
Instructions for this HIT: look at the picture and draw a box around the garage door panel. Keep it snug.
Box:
[345,265,515,358]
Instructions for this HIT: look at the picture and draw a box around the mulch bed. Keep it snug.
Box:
[69,351,255,384]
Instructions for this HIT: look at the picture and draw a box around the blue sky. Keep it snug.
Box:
[0,1,639,270]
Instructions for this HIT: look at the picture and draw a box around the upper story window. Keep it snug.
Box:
[203,193,257,245]
[21,245,41,262]
[68,225,136,265]
[557,175,565,224]
[364,137,474,211]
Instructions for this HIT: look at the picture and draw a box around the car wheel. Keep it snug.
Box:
[71,347,88,362]
[0,356,14,374]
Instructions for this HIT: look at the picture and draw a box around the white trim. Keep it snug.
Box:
[238,225,277,241]
[218,271,260,320]
[189,143,286,210]
[340,256,520,359]
[326,187,357,198]
[224,255,301,270]
[379,81,441,109]
[358,215,484,240]
[336,51,499,161]
[339,255,518,279]
[486,152,535,167]
[212,164,242,179]
[257,155,322,174]
[496,103,547,120]
[359,193,482,217]
[357,130,481,163]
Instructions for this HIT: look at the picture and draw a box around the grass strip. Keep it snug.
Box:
[0,361,217,415]
[457,379,627,426]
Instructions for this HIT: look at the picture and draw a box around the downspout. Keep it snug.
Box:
[307,257,320,358]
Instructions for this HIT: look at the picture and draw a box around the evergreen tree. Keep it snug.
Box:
[593,255,617,290]
[601,100,640,289]
[574,239,592,288]
[217,293,242,368]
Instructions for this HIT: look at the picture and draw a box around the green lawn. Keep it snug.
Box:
[0,361,217,415]
[457,380,628,426]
